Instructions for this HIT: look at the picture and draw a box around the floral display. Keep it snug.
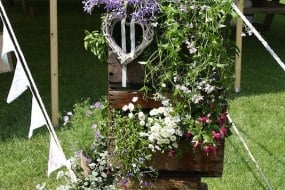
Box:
[53,0,236,189]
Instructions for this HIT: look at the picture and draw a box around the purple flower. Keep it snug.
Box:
[90,101,102,109]
[82,0,160,21]
[121,178,128,186]
[144,181,150,187]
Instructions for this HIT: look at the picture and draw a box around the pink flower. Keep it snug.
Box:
[199,116,207,123]
[219,125,228,136]
[212,131,224,141]
[193,140,202,150]
[203,145,216,155]
[167,150,175,157]
[217,112,227,126]
[199,115,211,124]
[185,131,192,140]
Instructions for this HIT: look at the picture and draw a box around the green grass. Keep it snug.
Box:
[0,1,284,189]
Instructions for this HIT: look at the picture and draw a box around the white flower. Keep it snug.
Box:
[205,83,215,94]
[149,108,159,116]
[122,105,128,111]
[63,116,69,126]
[128,113,133,119]
[176,129,183,137]
[128,103,135,112]
[158,107,165,114]
[155,145,161,151]
[148,117,153,123]
[163,139,170,145]
[148,134,155,142]
[191,94,204,104]
[66,112,72,116]
[172,142,179,148]
[170,135,177,141]
[150,124,160,133]
[160,130,169,138]
[132,96,138,103]
[139,120,145,126]
[139,132,148,137]
[138,111,145,121]
[161,99,170,106]
[148,144,155,152]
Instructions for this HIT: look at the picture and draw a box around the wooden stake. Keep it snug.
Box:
[50,0,59,126]
[235,0,244,93]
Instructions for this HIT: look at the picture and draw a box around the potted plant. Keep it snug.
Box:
[54,0,236,189]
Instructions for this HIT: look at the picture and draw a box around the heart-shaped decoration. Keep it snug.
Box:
[102,14,154,65]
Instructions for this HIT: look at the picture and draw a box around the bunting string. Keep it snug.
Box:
[232,3,285,71]
[0,1,76,181]
[227,114,273,190]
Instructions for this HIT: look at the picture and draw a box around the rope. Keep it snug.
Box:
[232,3,285,71]
[227,114,273,190]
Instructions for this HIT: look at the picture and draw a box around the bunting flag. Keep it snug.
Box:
[48,136,68,176]
[0,1,77,182]
[48,136,77,182]
[6,60,30,103]
[1,25,14,64]
[28,96,47,138]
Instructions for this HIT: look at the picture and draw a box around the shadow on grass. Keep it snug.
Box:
[227,138,266,190]
[236,127,285,167]
[229,14,285,98]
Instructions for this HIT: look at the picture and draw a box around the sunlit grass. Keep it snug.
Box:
[0,1,284,189]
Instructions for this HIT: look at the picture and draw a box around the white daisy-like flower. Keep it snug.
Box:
[128,103,135,112]
[138,111,145,121]
[128,112,134,119]
[170,135,177,141]
[139,120,145,126]
[149,108,159,116]
[132,96,138,103]
[148,144,155,152]
[122,105,128,111]
[148,134,155,142]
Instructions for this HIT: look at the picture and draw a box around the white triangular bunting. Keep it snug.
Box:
[28,96,46,138]
[48,136,67,176]
[7,60,29,103]
[48,136,77,182]
[1,25,15,64]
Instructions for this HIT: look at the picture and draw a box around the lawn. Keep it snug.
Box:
[0,1,284,189]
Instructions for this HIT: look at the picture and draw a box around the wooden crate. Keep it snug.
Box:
[107,49,224,189]
[117,178,208,190]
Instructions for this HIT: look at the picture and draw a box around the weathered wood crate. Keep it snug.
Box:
[107,49,225,190]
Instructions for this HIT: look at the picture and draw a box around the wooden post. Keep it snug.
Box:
[50,0,59,126]
[235,0,244,93]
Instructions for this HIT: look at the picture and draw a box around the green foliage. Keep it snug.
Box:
[84,30,107,63]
